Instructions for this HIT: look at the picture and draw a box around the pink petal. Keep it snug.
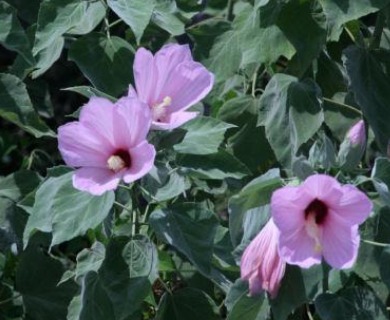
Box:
[78,97,117,148]
[73,167,121,196]
[58,122,110,168]
[331,185,372,225]
[278,227,322,268]
[302,174,343,204]
[122,141,156,184]
[271,186,311,233]
[162,61,214,113]
[151,111,198,130]
[115,97,152,146]
[133,48,156,105]
[322,214,359,269]
[127,85,138,99]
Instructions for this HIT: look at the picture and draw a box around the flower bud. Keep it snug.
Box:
[338,120,366,171]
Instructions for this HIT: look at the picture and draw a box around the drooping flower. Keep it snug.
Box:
[338,120,366,171]
[128,43,214,130]
[58,97,156,195]
[271,174,372,269]
[241,219,286,298]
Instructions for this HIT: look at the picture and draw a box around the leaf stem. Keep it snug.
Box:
[114,201,131,212]
[362,239,390,247]
[322,97,362,116]
[370,12,385,50]
[227,0,235,21]
[158,278,172,295]
[0,294,22,306]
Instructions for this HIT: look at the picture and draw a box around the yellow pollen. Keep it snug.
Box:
[107,155,125,172]
[305,212,322,253]
[152,96,172,121]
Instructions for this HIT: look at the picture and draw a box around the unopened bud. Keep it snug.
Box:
[338,120,366,171]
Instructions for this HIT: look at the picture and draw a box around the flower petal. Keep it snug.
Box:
[115,97,152,146]
[122,141,156,183]
[302,174,343,204]
[322,215,359,269]
[331,185,372,225]
[133,47,156,105]
[278,227,322,268]
[151,111,198,130]
[163,61,214,113]
[271,186,310,233]
[58,121,110,168]
[78,97,116,148]
[73,167,121,195]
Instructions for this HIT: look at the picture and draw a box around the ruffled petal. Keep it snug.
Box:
[271,186,310,233]
[133,47,156,105]
[278,227,322,268]
[58,121,110,168]
[322,215,359,269]
[115,97,152,146]
[331,185,372,226]
[151,111,198,130]
[122,141,156,183]
[73,167,121,195]
[78,97,116,149]
[163,61,214,113]
[302,174,343,204]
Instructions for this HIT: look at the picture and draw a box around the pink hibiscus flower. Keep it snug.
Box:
[128,43,214,130]
[271,174,372,269]
[58,97,156,195]
[241,219,286,298]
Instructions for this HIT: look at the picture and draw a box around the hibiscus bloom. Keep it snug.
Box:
[241,219,286,298]
[58,97,155,195]
[271,174,372,269]
[128,43,214,130]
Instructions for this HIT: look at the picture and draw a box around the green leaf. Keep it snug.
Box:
[0,170,40,202]
[122,235,158,283]
[68,1,106,35]
[107,0,155,44]
[78,238,150,320]
[0,1,34,64]
[141,162,189,202]
[75,241,106,280]
[31,36,64,78]
[69,33,135,97]
[258,74,324,167]
[343,46,390,152]
[62,86,117,102]
[228,169,281,247]
[174,116,235,155]
[24,172,115,247]
[315,286,387,320]
[151,0,185,36]
[149,203,218,277]
[319,0,390,41]
[15,242,78,320]
[0,73,55,137]
[270,266,307,320]
[371,157,390,206]
[218,96,275,173]
[177,149,250,180]
[156,288,220,320]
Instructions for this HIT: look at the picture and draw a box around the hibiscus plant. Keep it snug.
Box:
[1,0,390,320]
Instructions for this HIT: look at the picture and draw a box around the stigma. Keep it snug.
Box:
[305,213,323,252]
[107,155,126,172]
[152,96,172,122]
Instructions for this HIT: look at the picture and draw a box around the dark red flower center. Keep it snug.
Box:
[107,149,131,172]
[304,199,328,225]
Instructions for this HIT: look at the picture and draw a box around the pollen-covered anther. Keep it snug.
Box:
[152,96,172,121]
[107,155,126,172]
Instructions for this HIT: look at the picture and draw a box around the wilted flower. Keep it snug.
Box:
[241,219,286,298]
[338,120,366,171]
[271,174,372,269]
[58,97,155,195]
[128,43,214,130]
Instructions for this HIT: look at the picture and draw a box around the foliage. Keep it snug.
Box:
[1,0,390,319]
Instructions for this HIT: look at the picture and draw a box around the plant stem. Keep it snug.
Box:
[362,239,390,247]
[370,12,385,49]
[322,97,362,116]
[227,0,235,21]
